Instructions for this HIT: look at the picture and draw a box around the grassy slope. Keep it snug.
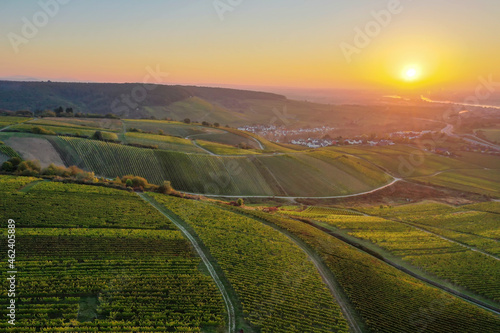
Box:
[412,169,500,198]
[196,140,261,155]
[0,116,32,128]
[125,132,205,153]
[123,119,219,137]
[44,136,388,196]
[329,145,476,177]
[27,118,122,131]
[476,128,500,143]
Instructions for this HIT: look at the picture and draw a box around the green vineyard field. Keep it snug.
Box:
[0,176,226,332]
[235,208,500,333]
[148,193,349,333]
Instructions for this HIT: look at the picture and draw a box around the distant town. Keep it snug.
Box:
[239,125,500,155]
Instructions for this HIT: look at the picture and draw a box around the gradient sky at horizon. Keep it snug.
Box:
[1,0,499,91]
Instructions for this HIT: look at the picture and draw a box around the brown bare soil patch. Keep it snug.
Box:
[6,137,65,168]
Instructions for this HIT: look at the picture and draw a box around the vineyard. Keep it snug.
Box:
[235,208,500,333]
[329,144,475,177]
[279,206,362,218]
[8,124,107,138]
[0,143,21,159]
[56,137,166,184]
[195,140,260,155]
[29,117,123,131]
[125,132,204,153]
[48,136,390,196]
[362,202,500,255]
[0,176,226,332]
[123,120,219,138]
[147,193,349,333]
[310,204,500,303]
[465,201,500,214]
[193,132,259,149]
[0,116,31,128]
[412,168,500,198]
[2,180,174,229]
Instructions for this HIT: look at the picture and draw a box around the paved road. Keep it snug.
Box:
[441,123,500,150]
[182,178,401,199]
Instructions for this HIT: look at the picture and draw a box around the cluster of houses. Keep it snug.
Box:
[289,138,334,148]
[238,125,336,141]
[390,130,432,140]
[288,138,395,148]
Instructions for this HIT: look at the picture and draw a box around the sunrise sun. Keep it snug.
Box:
[403,66,419,81]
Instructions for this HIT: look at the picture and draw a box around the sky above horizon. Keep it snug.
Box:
[1,0,499,92]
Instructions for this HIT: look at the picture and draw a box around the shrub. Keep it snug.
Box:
[42,163,69,177]
[16,160,41,176]
[32,126,56,135]
[1,161,14,172]
[122,175,148,188]
[158,181,173,194]
[237,198,244,206]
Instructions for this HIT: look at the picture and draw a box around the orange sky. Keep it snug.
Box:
[1,0,499,91]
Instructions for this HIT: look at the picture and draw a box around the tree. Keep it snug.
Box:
[2,157,21,172]
[92,131,104,140]
[184,118,191,124]
[41,110,56,117]
[237,198,244,206]
[214,123,220,127]
[9,157,22,168]
[202,121,210,126]
[1,161,14,172]
[125,179,133,187]
[54,106,64,116]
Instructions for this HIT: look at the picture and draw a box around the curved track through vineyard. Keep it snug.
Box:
[138,193,236,333]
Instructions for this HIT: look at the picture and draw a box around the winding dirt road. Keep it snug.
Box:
[138,193,236,333]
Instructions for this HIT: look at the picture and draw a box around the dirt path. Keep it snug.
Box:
[191,139,217,155]
[224,207,366,332]
[138,193,236,333]
[303,218,500,315]
[119,120,128,144]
